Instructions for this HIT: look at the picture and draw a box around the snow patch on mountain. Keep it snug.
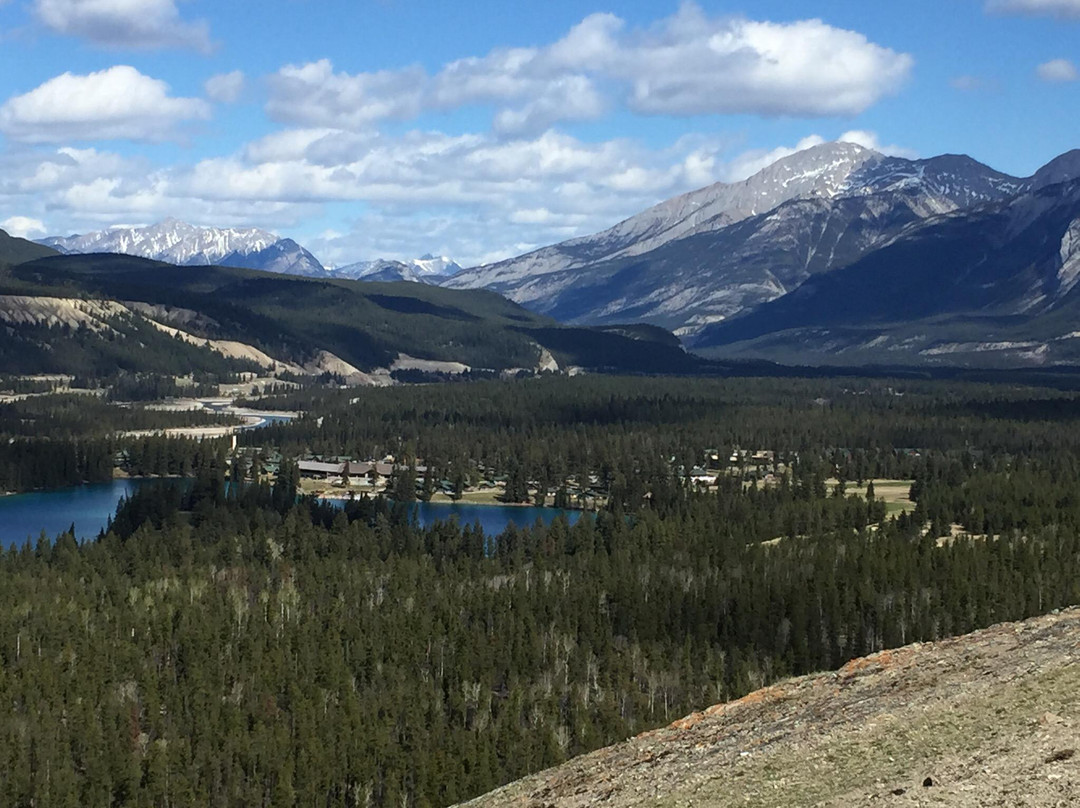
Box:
[39,219,327,277]
[332,254,462,283]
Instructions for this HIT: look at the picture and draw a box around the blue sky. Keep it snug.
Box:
[0,0,1076,267]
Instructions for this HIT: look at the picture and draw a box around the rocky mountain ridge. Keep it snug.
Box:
[693,177,1080,366]
[40,219,327,278]
[38,220,463,285]
[443,143,1080,340]
[459,608,1080,808]
[332,254,462,283]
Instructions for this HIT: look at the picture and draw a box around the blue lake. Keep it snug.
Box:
[323,498,584,535]
[0,481,584,548]
[407,501,583,534]
[0,479,161,547]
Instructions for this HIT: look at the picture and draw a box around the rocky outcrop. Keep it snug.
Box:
[460,608,1080,808]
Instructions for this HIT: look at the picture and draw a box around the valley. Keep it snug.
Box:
[2,373,1080,807]
[3,1,1079,805]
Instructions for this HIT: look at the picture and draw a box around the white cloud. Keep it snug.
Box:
[205,70,245,103]
[492,75,606,136]
[0,117,913,267]
[8,146,142,193]
[266,59,425,128]
[265,5,912,134]
[33,0,212,51]
[608,10,912,118]
[0,127,734,265]
[0,65,209,143]
[1037,58,1078,82]
[836,129,919,158]
[1,216,46,238]
[986,0,1080,17]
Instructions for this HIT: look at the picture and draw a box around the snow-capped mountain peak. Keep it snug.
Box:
[331,254,463,284]
[38,220,326,277]
[410,254,462,277]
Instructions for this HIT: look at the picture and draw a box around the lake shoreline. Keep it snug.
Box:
[0,480,586,547]
[317,492,595,512]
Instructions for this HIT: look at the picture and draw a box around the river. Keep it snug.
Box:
[0,481,583,548]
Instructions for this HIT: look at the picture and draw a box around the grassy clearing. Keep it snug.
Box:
[826,478,915,515]
[428,489,507,506]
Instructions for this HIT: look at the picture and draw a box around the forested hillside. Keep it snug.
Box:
[0,253,700,375]
[0,229,57,267]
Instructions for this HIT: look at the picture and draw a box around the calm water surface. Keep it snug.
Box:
[0,482,583,548]
[406,501,583,534]
[0,479,160,547]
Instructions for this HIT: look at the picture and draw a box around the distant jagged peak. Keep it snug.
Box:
[332,254,462,283]
[42,218,280,259]
[38,218,326,277]
[409,254,462,276]
[742,139,884,193]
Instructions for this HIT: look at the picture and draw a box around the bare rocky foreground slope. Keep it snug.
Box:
[460,609,1080,808]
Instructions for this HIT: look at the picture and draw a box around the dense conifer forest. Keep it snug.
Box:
[0,393,238,492]
[2,375,1080,806]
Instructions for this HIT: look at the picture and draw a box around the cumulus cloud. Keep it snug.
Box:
[0,97,912,266]
[1037,58,1078,82]
[610,10,912,118]
[0,144,317,234]
[33,0,212,51]
[0,127,736,265]
[266,59,425,128]
[986,0,1080,17]
[0,65,209,143]
[205,70,245,103]
[1,216,46,238]
[492,75,606,136]
[265,4,912,134]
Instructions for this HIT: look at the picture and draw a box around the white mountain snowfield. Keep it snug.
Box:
[37,219,462,285]
[442,141,1078,334]
[331,254,462,283]
[39,219,327,278]
[40,219,276,266]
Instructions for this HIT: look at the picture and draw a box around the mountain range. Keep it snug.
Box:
[439,141,1080,366]
[37,220,460,284]
[445,142,1078,332]
[692,176,1080,366]
[19,140,1080,369]
[40,219,326,278]
[331,254,462,283]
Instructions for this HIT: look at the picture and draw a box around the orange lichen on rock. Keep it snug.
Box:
[838,647,907,677]
[668,712,705,731]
